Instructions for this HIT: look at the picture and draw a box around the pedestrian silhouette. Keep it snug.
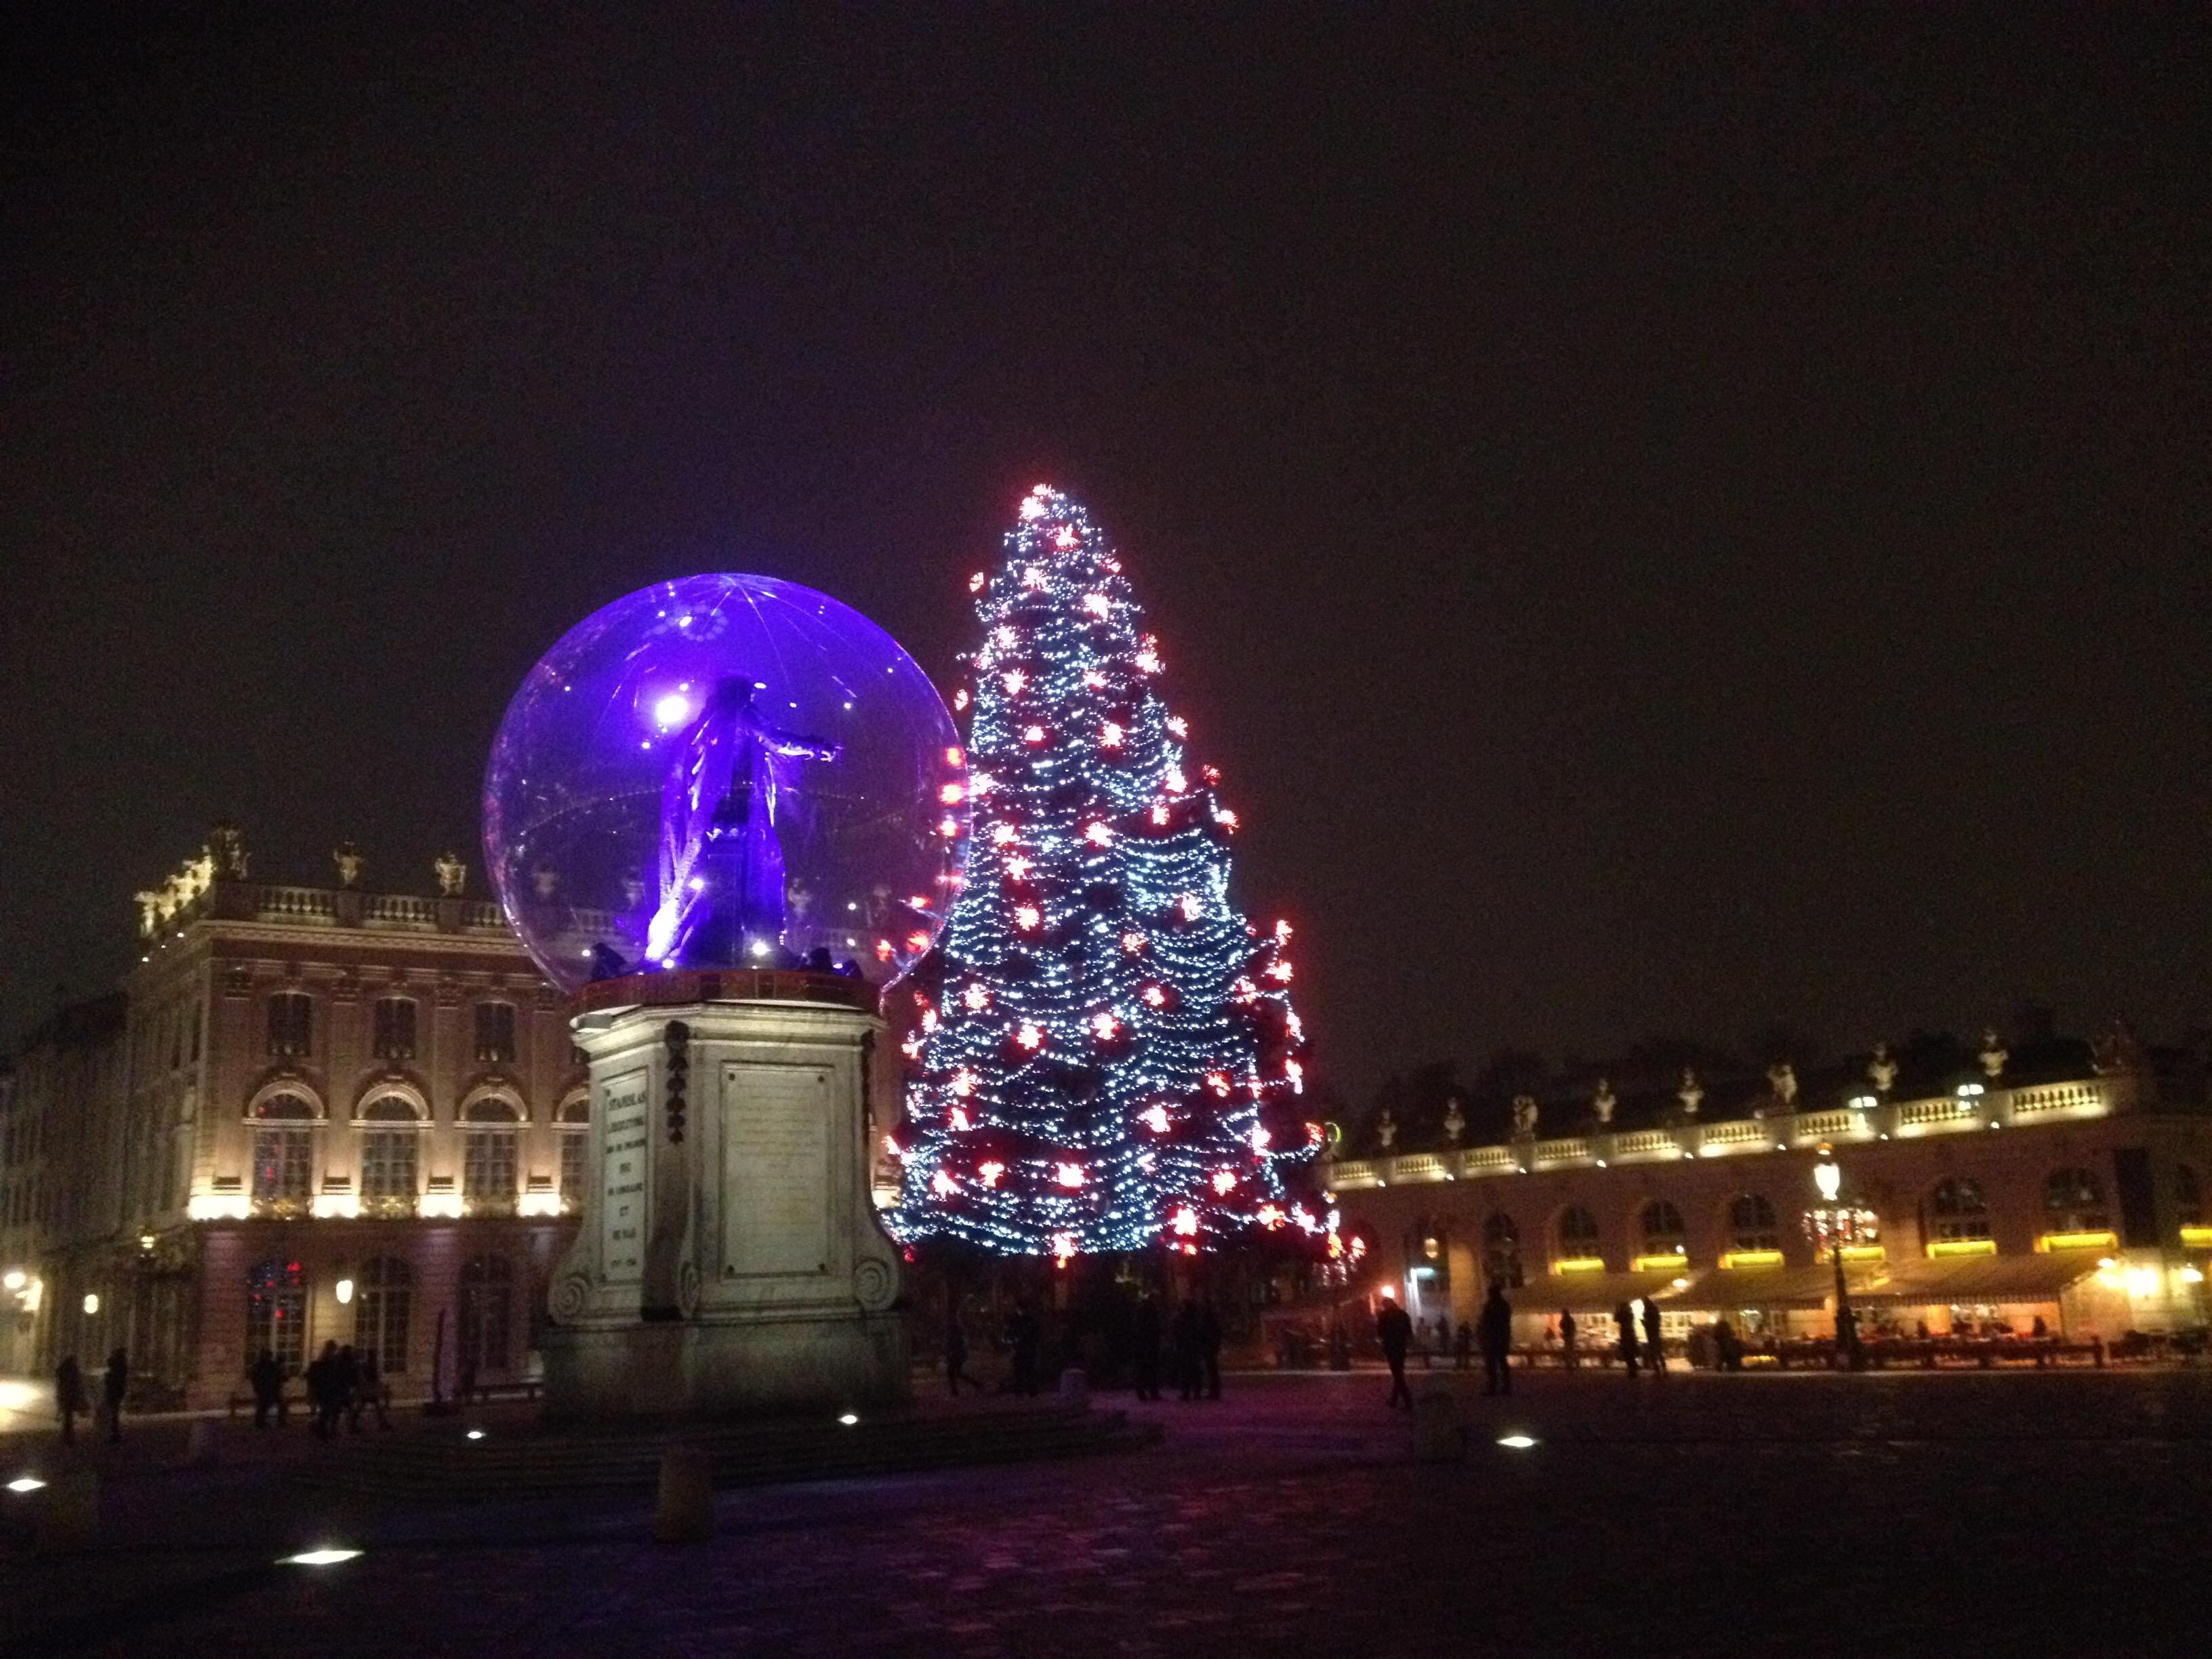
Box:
[1453,1320,1473,1370]
[1172,1299,1202,1401]
[1376,1297,1414,1409]
[102,1347,129,1443]
[944,1309,981,1397]
[357,1350,392,1428]
[1641,1298,1666,1378]
[1132,1292,1164,1401]
[54,1354,86,1446]
[1479,1285,1514,1396]
[1614,1301,1640,1377]
[1560,1309,1579,1371]
[250,1347,285,1429]
[1197,1299,1223,1400]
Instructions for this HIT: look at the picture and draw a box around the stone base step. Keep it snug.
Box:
[292,1404,1158,1502]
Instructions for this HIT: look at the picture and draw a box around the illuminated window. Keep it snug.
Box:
[459,1254,514,1376]
[1639,1200,1687,1256]
[1925,1177,1990,1243]
[462,1099,520,1213]
[1556,1204,1601,1263]
[266,993,313,1059]
[2043,1167,2108,1233]
[1482,1212,1523,1288]
[474,1002,517,1065]
[354,1256,412,1376]
[373,997,418,1061]
[1727,1193,1779,1252]
[2174,1164,2203,1228]
[245,1258,306,1375]
[359,1097,420,1213]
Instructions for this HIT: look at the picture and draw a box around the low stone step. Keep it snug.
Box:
[293,1406,1158,1502]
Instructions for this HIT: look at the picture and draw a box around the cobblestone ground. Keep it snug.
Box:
[5,1368,2211,1656]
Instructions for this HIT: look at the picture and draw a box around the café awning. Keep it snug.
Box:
[1849,1254,2101,1305]
[1666,1263,1868,1313]
[1522,1269,1687,1314]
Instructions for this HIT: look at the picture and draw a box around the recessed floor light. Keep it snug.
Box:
[1496,1435,1538,1450]
[281,1548,363,1567]
[465,1429,485,1441]
[7,1476,47,1494]
[838,1413,859,1426]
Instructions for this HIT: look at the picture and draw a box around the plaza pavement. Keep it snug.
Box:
[3,1366,2209,1656]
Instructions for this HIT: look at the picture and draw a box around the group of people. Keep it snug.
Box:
[52,1349,128,1446]
[1376,1289,1690,1404]
[247,1340,392,1435]
[1132,1294,1223,1401]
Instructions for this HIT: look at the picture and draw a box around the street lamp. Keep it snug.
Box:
[1809,1157,1865,1371]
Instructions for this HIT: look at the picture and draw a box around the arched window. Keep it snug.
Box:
[2043,1167,2108,1233]
[354,1256,412,1376]
[1727,1193,1779,1252]
[358,1095,422,1214]
[558,1094,590,1211]
[1925,1177,1990,1243]
[372,997,418,1061]
[1482,1212,1523,1288]
[462,1097,521,1214]
[1639,1200,1687,1259]
[250,1094,316,1214]
[266,992,313,1059]
[1555,1204,1601,1265]
[2174,1164,2203,1229]
[245,1258,306,1375]
[459,1254,515,1377]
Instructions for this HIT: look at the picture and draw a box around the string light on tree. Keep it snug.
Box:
[889,485,1313,1258]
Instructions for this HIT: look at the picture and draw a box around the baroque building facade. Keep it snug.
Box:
[3,833,587,1408]
[1326,1063,2212,1352]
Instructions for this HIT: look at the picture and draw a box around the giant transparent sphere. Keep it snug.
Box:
[483,574,968,994]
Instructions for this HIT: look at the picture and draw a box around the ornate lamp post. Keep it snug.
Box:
[1810,1156,1868,1370]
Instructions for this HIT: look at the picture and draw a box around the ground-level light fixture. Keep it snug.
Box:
[1496,1435,1537,1450]
[281,1548,363,1568]
[7,1476,48,1494]
[465,1429,485,1441]
[838,1412,859,1426]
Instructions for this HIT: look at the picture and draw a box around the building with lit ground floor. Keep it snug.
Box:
[1324,1069,2212,1356]
[5,832,589,1408]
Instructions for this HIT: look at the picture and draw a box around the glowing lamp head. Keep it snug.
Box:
[1813,1160,1843,1202]
[652,691,693,728]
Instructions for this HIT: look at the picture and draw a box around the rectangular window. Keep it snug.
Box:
[251,1130,314,1208]
[266,994,313,1059]
[360,1131,418,1206]
[474,1002,517,1065]
[373,998,418,1061]
[464,1130,518,1210]
[559,1132,588,1210]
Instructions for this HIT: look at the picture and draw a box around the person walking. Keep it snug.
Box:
[1453,1319,1473,1370]
[54,1354,87,1446]
[1197,1299,1223,1401]
[250,1347,284,1429]
[1376,1296,1414,1410]
[1560,1309,1579,1372]
[1614,1302,1640,1377]
[1641,1298,1666,1378]
[1007,1301,1042,1397]
[1479,1284,1514,1397]
[1132,1292,1164,1401]
[306,1340,342,1439]
[356,1350,393,1428]
[944,1310,980,1397]
[1171,1299,1202,1401]
[101,1347,129,1444]
[335,1345,363,1433]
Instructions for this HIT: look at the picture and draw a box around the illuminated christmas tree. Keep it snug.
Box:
[890,485,1318,1261]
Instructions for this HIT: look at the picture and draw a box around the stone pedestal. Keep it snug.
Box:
[541,969,906,1418]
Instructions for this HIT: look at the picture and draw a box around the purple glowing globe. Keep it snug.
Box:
[483,573,968,994]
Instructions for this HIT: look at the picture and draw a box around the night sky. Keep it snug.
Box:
[4,6,2206,1099]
